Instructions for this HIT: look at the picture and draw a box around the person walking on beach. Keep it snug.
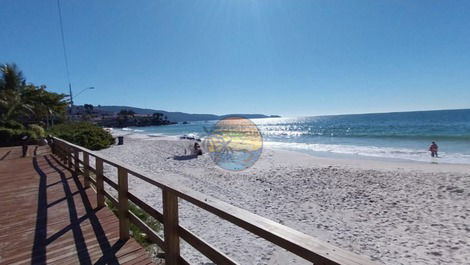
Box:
[429,141,439,158]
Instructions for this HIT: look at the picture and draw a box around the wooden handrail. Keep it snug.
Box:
[51,137,376,265]
[178,226,238,265]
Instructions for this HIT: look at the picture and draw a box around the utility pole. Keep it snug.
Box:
[69,83,73,116]
[68,86,95,118]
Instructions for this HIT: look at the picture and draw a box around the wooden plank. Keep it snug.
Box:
[163,189,180,265]
[128,211,165,250]
[128,192,164,223]
[179,225,239,265]
[103,189,118,206]
[118,166,130,240]
[88,175,97,186]
[103,175,119,190]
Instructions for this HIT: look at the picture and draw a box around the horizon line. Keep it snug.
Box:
[85,105,470,119]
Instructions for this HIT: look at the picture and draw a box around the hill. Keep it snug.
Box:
[92,105,280,122]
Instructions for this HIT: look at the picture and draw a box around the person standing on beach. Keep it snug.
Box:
[429,141,438,158]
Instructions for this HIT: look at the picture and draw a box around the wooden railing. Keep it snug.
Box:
[51,137,376,265]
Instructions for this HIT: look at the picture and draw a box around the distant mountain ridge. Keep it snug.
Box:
[93,105,280,122]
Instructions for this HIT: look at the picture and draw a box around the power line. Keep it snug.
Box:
[56,0,73,109]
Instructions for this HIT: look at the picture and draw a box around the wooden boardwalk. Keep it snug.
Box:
[0,146,154,265]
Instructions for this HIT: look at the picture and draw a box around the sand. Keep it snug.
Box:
[96,134,470,265]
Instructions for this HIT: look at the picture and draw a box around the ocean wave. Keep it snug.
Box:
[264,141,470,164]
[147,133,164,137]
[118,128,146,133]
[258,129,470,141]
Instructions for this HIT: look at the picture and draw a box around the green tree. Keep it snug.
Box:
[117,109,135,127]
[0,64,31,122]
[119,109,135,117]
[0,63,25,91]
[152,112,163,121]
[81,104,94,121]
[84,104,93,114]
[22,85,68,128]
[0,63,68,128]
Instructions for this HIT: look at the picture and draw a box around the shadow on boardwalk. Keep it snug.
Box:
[0,146,153,265]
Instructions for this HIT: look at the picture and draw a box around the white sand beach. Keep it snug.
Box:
[97,134,470,265]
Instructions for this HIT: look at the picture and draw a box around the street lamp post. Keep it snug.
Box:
[69,86,95,116]
[74,86,95,99]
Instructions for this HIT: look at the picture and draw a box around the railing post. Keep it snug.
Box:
[83,152,90,188]
[95,158,105,208]
[59,142,65,162]
[63,144,67,163]
[163,189,180,264]
[50,140,56,155]
[56,142,62,159]
[61,143,65,161]
[61,144,66,163]
[73,149,79,175]
[67,146,72,169]
[118,166,129,240]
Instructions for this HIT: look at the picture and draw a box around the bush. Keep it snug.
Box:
[0,127,38,146]
[48,122,115,150]
[18,129,38,140]
[0,127,15,145]
[29,124,45,138]
[0,120,24,130]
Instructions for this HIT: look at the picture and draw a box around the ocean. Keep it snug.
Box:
[119,109,470,164]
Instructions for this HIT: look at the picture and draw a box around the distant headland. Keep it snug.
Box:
[71,105,280,127]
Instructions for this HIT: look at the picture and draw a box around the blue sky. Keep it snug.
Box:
[1,0,469,116]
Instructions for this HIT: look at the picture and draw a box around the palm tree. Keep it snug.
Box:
[0,64,68,128]
[0,64,31,122]
[0,63,25,91]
